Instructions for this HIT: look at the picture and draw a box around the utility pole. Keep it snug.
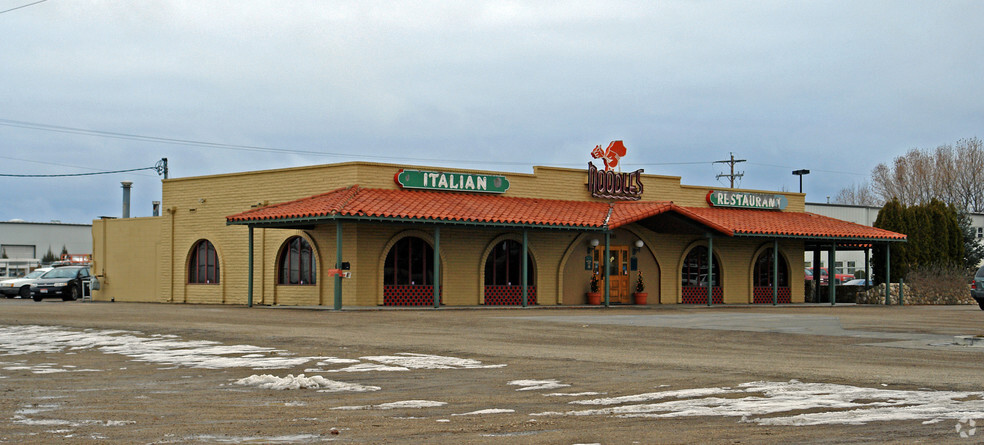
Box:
[714,152,745,188]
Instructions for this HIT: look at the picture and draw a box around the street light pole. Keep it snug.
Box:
[792,169,810,194]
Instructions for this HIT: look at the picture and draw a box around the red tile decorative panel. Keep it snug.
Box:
[483,285,537,306]
[753,286,792,304]
[383,285,442,306]
[681,286,723,304]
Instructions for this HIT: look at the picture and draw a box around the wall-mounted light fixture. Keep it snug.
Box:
[632,239,644,256]
[587,238,600,254]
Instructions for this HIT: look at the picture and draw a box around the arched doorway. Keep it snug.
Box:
[681,247,723,304]
[483,239,535,305]
[383,236,441,306]
[752,247,790,304]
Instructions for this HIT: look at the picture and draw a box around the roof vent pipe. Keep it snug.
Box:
[121,181,133,218]
[152,201,160,217]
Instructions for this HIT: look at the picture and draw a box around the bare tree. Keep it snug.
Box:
[868,137,984,212]
[833,182,879,206]
[954,138,984,212]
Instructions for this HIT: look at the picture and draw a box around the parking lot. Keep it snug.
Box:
[0,300,982,444]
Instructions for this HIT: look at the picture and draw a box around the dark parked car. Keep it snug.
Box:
[31,266,90,301]
[971,265,984,310]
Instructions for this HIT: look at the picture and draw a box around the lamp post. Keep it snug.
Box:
[792,169,810,193]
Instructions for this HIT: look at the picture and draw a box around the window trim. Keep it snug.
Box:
[188,240,220,285]
[278,236,316,286]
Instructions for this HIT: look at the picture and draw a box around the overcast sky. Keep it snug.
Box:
[2,1,982,224]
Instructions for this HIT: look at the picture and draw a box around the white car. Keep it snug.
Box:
[0,267,53,299]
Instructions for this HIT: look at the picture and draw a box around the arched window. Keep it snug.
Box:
[483,239,536,305]
[753,248,789,287]
[188,240,219,284]
[279,236,316,285]
[680,246,722,304]
[681,248,720,287]
[752,247,791,304]
[384,236,433,286]
[484,240,534,286]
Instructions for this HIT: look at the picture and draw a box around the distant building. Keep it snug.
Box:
[803,203,984,277]
[0,220,92,277]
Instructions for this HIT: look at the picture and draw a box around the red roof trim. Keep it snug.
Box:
[226,186,906,240]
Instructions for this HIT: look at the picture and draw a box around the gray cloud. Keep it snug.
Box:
[1,0,982,222]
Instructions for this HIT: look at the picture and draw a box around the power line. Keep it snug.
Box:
[0,0,47,15]
[0,118,716,168]
[0,118,538,166]
[0,159,167,178]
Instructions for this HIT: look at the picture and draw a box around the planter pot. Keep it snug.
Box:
[586,292,602,305]
[633,292,648,305]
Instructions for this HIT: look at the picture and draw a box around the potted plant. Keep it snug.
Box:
[586,274,602,305]
[633,271,648,305]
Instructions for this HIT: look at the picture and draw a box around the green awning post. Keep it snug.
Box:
[885,243,891,305]
[334,220,343,310]
[707,234,714,306]
[604,231,611,307]
[521,229,528,308]
[247,225,254,308]
[864,247,871,289]
[772,239,778,306]
[829,243,837,306]
[812,249,822,303]
[433,226,440,309]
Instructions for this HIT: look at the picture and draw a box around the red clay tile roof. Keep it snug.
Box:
[681,207,907,240]
[226,186,907,240]
[227,185,631,229]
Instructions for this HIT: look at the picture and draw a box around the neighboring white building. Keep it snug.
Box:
[0,220,92,277]
[804,203,984,276]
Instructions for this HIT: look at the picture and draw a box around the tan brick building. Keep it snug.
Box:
[90,161,905,307]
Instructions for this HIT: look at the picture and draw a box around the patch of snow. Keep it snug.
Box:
[332,400,447,410]
[544,392,603,397]
[234,374,380,392]
[0,325,314,370]
[16,404,60,415]
[571,387,734,405]
[326,363,410,373]
[361,353,505,369]
[165,434,334,443]
[452,408,515,416]
[508,379,571,391]
[316,357,361,365]
[530,380,984,426]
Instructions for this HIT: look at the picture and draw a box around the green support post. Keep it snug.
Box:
[247,225,254,308]
[604,231,611,307]
[884,243,891,305]
[334,220,342,310]
[829,243,837,306]
[813,249,822,303]
[864,247,870,289]
[433,226,440,309]
[521,229,528,308]
[772,239,778,306]
[707,234,714,306]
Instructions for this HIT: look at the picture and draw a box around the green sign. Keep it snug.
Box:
[395,169,509,194]
[707,190,788,210]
